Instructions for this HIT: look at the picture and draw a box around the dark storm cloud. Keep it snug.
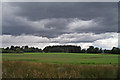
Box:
[2,2,118,37]
[9,2,117,20]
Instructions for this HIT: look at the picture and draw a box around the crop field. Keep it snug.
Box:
[2,53,120,78]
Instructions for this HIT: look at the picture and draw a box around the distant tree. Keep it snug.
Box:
[25,45,28,49]
[10,45,15,50]
[81,49,86,53]
[104,49,110,53]
[99,48,103,53]
[111,47,120,54]
[24,45,29,52]
[16,48,23,53]
[43,45,81,53]
[5,47,9,50]
[94,47,99,53]
[87,46,101,53]
[87,46,94,53]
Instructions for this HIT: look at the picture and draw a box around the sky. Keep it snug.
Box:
[2,2,118,49]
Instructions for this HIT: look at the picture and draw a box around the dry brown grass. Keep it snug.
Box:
[2,61,119,78]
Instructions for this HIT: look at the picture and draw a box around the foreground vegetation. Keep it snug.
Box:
[2,61,119,78]
[2,53,119,78]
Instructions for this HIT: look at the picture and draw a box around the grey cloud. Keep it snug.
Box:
[2,2,118,38]
[2,32,117,43]
[50,32,118,43]
[2,32,118,49]
[9,2,117,20]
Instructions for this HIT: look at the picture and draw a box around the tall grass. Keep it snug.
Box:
[2,61,119,78]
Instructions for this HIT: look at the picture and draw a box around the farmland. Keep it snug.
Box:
[2,53,120,78]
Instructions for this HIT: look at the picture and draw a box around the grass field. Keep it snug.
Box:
[2,53,118,64]
[2,53,120,78]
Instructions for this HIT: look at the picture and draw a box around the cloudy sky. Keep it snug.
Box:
[2,2,118,49]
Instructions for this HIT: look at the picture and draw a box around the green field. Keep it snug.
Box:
[2,53,118,64]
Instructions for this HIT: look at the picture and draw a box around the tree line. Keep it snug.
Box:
[2,45,42,53]
[1,45,120,54]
